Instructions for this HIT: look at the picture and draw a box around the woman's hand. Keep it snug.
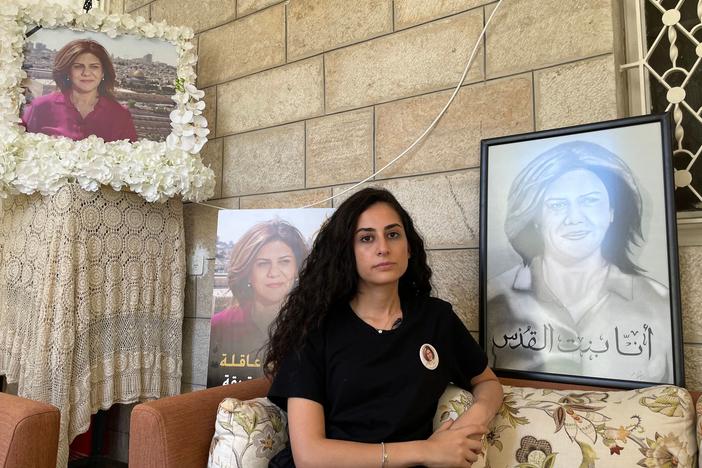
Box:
[424,419,487,467]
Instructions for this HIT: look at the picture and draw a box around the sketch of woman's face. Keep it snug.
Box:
[539,169,612,264]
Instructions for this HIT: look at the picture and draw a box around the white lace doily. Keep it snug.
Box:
[0,184,185,468]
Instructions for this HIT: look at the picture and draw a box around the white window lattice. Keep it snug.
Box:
[623,0,702,211]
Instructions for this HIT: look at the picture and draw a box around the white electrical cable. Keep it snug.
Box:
[301,0,505,208]
[195,0,505,211]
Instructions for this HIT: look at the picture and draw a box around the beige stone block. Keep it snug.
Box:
[202,86,216,138]
[218,57,324,135]
[151,0,236,33]
[200,138,223,199]
[679,246,702,342]
[184,275,196,317]
[486,0,613,78]
[306,108,373,187]
[180,383,207,393]
[211,198,240,209]
[181,317,211,386]
[535,55,617,131]
[197,5,284,88]
[240,188,333,209]
[325,10,484,113]
[222,123,305,196]
[196,263,215,319]
[183,202,219,262]
[108,0,125,14]
[428,249,479,330]
[395,0,488,29]
[376,75,533,178]
[125,0,151,13]
[238,0,280,16]
[131,4,150,20]
[683,344,702,391]
[333,170,480,249]
[288,0,392,61]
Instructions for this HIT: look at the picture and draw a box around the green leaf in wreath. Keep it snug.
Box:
[175,78,185,93]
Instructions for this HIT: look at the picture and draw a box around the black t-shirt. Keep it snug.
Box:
[268,295,488,444]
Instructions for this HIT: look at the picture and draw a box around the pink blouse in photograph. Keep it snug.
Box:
[21,91,138,143]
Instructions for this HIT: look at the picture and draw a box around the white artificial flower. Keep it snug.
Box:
[170,109,194,125]
[184,83,205,100]
[140,22,157,38]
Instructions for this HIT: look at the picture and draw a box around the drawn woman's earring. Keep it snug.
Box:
[246,282,252,288]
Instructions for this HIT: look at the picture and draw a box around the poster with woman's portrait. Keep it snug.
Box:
[207,208,334,388]
[21,27,177,142]
[479,114,684,388]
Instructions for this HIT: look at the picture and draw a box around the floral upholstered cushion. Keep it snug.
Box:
[473,384,696,468]
[433,384,475,430]
[207,385,474,467]
[207,397,288,468]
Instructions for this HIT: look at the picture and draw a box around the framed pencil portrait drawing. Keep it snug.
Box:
[479,114,684,389]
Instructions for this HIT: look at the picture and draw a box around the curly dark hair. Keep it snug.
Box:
[263,187,432,377]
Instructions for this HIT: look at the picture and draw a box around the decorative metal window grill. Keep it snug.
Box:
[623,0,702,211]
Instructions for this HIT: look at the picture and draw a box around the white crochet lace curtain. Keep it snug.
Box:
[0,184,185,468]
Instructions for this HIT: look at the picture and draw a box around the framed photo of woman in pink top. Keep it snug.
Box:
[0,6,212,204]
[21,27,178,143]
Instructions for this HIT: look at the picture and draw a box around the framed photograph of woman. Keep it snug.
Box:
[21,28,178,142]
[0,5,213,203]
[479,113,684,389]
[208,208,334,388]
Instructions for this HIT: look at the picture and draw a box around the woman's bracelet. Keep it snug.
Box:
[381,441,389,468]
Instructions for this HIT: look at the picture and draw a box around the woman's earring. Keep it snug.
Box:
[246,282,252,288]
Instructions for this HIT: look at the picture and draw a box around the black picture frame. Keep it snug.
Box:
[479,113,684,389]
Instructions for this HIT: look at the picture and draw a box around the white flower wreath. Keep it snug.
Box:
[0,1,215,202]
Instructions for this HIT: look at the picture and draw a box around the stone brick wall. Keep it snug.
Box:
[111,0,702,396]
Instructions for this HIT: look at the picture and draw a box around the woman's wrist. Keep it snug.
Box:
[456,400,493,428]
[386,440,430,467]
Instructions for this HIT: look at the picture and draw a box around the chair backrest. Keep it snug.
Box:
[0,392,60,468]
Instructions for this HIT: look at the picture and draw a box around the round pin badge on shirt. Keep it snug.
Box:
[419,343,438,370]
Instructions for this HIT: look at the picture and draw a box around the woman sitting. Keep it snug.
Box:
[265,187,503,467]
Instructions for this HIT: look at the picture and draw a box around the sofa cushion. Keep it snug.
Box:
[474,384,697,468]
[207,384,475,467]
[433,383,475,430]
[207,397,288,468]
